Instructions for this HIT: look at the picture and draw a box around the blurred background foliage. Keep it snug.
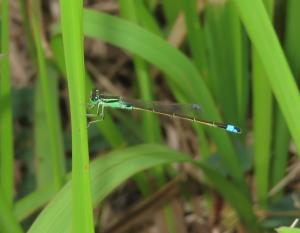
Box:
[0,0,300,232]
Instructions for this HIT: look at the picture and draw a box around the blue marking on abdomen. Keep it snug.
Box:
[226,124,241,134]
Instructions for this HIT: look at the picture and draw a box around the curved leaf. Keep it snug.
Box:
[28,145,192,233]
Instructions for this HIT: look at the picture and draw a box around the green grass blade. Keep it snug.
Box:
[119,0,166,197]
[59,1,94,232]
[252,54,273,207]
[82,10,245,186]
[30,0,65,189]
[145,0,158,12]
[183,0,208,76]
[0,192,23,233]
[28,145,192,233]
[0,0,14,205]
[133,0,161,35]
[232,0,300,154]
[204,2,242,123]
[14,187,56,221]
[285,0,300,85]
[34,74,64,188]
[252,0,274,208]
[271,108,289,191]
[17,0,35,57]
[161,0,181,27]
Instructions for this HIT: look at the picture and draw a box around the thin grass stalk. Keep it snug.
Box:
[0,0,14,206]
[119,0,168,198]
[205,1,248,132]
[230,11,249,137]
[18,0,35,57]
[35,67,66,190]
[162,0,181,27]
[271,108,289,193]
[133,0,161,35]
[182,0,210,160]
[34,79,57,188]
[252,55,272,207]
[252,0,274,208]
[182,0,207,75]
[145,0,158,12]
[30,0,65,190]
[20,0,66,190]
[119,0,161,143]
[204,2,238,123]
[284,0,300,85]
[136,1,211,160]
[59,0,94,232]
[0,192,23,233]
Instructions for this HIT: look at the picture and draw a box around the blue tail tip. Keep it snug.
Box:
[226,124,242,134]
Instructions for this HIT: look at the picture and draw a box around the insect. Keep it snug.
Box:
[87,89,241,134]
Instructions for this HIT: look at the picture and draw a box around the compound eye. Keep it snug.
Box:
[91,89,99,102]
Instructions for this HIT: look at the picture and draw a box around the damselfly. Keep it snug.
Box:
[87,89,241,134]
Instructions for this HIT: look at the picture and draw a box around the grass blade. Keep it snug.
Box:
[271,107,289,192]
[252,0,274,208]
[204,2,243,123]
[119,0,162,143]
[183,0,207,75]
[30,0,65,189]
[34,72,65,189]
[0,0,14,205]
[14,187,56,222]
[0,192,23,233]
[161,0,181,27]
[252,54,273,207]
[285,0,300,85]
[59,1,94,232]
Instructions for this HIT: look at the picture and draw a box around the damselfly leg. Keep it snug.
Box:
[87,103,105,127]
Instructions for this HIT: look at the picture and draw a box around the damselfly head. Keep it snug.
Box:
[191,104,201,111]
[90,89,100,104]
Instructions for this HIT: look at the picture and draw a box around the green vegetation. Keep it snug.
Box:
[0,0,299,232]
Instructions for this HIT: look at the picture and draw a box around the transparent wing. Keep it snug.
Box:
[121,97,203,119]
